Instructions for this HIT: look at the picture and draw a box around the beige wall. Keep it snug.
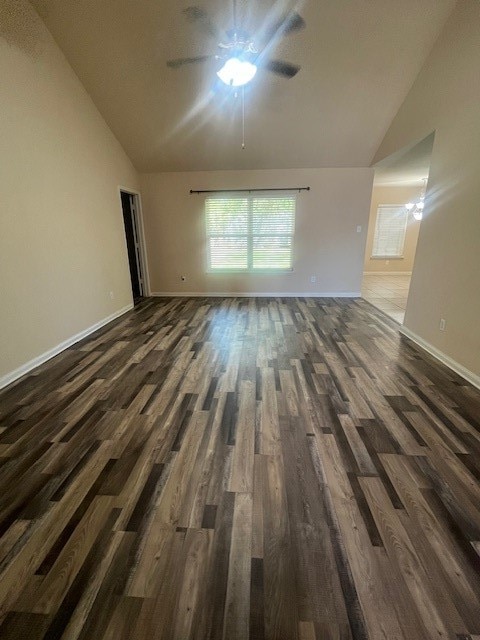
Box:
[364,185,422,273]
[0,0,138,383]
[374,0,480,377]
[139,168,373,296]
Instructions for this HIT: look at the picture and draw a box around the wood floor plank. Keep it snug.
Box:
[223,492,253,640]
[172,527,213,640]
[229,381,256,493]
[0,296,479,638]
[315,432,404,640]
[31,495,115,614]
[252,454,265,560]
[360,475,463,639]
[259,368,281,456]
[60,530,127,640]
[261,453,298,640]
[380,452,480,628]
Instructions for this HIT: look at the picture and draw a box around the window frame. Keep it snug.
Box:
[371,204,408,260]
[205,193,296,274]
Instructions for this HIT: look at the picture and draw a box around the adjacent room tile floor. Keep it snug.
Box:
[361,273,411,323]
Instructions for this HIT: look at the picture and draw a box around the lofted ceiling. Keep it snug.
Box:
[374,132,435,187]
[30,0,455,172]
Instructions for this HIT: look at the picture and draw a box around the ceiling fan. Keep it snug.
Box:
[166,2,305,87]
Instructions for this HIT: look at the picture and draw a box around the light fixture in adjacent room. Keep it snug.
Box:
[406,178,427,221]
[216,57,257,87]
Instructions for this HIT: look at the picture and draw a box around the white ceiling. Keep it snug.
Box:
[30,0,455,172]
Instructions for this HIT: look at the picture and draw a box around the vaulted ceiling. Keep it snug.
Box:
[30,0,455,172]
[374,133,435,187]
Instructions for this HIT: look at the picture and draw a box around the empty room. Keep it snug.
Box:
[1,0,480,638]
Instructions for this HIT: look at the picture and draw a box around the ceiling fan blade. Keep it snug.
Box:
[183,6,222,40]
[263,59,300,79]
[166,55,216,69]
[263,11,305,42]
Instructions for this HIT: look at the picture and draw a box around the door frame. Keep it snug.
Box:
[118,187,151,297]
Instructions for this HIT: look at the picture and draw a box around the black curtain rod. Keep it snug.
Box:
[190,187,310,194]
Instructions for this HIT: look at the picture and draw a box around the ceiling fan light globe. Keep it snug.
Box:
[405,202,414,210]
[217,57,257,87]
[413,210,423,221]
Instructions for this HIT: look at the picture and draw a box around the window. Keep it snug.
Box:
[371,205,408,258]
[206,194,295,271]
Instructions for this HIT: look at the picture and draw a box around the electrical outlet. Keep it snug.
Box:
[310,275,316,284]
[109,291,114,300]
[181,275,186,282]
[439,318,446,331]
[356,225,362,233]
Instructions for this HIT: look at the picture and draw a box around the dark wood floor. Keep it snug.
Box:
[1,297,480,640]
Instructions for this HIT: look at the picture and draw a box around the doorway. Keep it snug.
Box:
[120,190,146,302]
[362,133,435,323]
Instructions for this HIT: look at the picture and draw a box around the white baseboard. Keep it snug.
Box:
[364,271,412,276]
[0,304,134,391]
[151,291,361,298]
[399,325,480,390]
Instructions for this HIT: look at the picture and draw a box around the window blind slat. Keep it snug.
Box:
[206,195,295,271]
[372,205,408,258]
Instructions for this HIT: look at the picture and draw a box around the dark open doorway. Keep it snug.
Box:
[120,190,145,303]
